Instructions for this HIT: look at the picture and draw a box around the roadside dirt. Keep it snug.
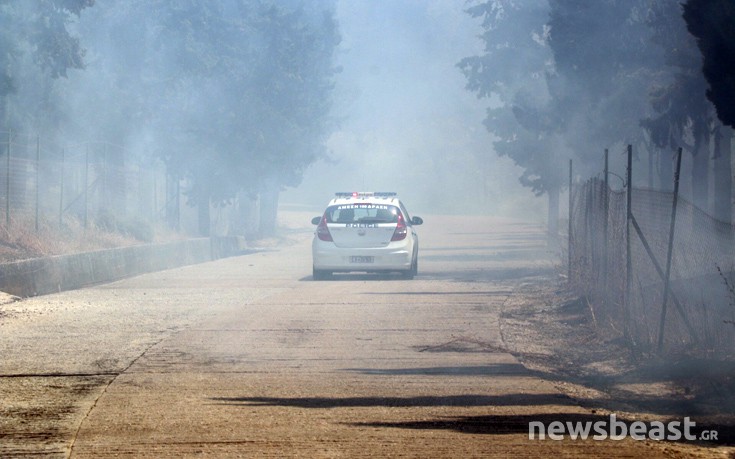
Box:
[500,274,735,455]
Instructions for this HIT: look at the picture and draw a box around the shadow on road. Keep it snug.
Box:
[360,291,513,296]
[299,273,409,282]
[209,395,733,445]
[299,267,557,283]
[342,364,530,377]
[210,393,574,408]
[349,413,607,435]
[347,413,735,445]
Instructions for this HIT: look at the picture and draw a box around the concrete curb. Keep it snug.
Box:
[0,236,249,298]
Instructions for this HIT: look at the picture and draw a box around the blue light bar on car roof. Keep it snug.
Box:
[334,192,397,198]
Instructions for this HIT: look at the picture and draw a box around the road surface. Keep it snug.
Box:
[0,213,716,457]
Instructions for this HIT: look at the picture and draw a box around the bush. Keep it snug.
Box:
[96,210,154,243]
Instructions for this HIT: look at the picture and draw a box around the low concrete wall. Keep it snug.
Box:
[0,236,249,298]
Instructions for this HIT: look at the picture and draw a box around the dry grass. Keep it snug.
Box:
[0,214,186,263]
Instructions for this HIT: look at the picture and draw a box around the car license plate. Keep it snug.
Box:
[350,256,374,263]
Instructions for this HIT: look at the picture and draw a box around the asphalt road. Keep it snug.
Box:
[0,213,703,457]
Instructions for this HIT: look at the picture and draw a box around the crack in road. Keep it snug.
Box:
[65,336,168,459]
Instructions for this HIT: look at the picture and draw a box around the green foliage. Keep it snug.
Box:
[458,0,550,102]
[640,1,712,154]
[460,0,722,195]
[545,0,665,172]
[458,0,561,194]
[77,0,340,209]
[2,0,339,228]
[683,0,735,128]
[0,0,93,125]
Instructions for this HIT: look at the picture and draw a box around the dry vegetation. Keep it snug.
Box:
[0,214,185,263]
[501,277,735,432]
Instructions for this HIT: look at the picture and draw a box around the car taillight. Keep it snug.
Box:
[316,215,333,241]
[391,213,408,241]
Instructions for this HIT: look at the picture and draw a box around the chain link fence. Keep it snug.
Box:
[569,150,735,355]
[1,130,182,239]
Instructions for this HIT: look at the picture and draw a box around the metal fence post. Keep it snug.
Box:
[152,169,157,222]
[59,148,65,227]
[657,147,683,352]
[176,177,181,232]
[35,135,40,232]
[568,159,573,282]
[585,177,593,273]
[625,144,632,340]
[102,143,107,214]
[603,149,609,294]
[84,144,89,230]
[6,129,10,227]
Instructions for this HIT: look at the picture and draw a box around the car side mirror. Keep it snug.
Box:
[411,216,423,225]
[311,216,322,225]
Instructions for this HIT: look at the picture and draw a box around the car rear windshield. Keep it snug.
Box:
[325,204,401,224]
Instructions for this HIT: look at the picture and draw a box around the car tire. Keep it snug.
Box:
[313,267,332,281]
[401,255,418,280]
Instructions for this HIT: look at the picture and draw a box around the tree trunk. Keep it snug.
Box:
[230,191,259,238]
[197,196,210,236]
[714,126,732,223]
[658,149,673,191]
[547,185,560,237]
[732,129,735,226]
[691,132,710,211]
[258,183,280,237]
[106,140,127,217]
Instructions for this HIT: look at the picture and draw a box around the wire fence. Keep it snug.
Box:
[1,129,182,238]
[569,148,735,355]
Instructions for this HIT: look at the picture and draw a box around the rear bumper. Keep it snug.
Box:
[312,240,413,272]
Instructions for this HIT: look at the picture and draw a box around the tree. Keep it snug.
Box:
[70,0,340,236]
[642,1,715,211]
[546,0,663,178]
[683,0,735,128]
[0,0,94,127]
[683,0,735,222]
[460,1,666,235]
[458,0,563,234]
[248,3,341,235]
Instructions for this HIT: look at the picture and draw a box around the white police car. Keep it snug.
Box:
[311,192,423,280]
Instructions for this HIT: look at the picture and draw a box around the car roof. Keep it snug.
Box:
[327,192,402,207]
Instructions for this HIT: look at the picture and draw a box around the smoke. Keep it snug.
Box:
[282,0,543,220]
[6,0,545,234]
